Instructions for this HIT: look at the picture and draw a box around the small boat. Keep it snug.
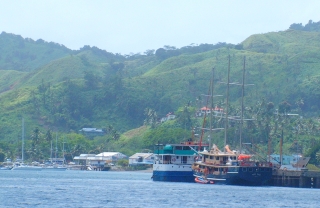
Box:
[195,176,214,184]
[12,163,42,171]
[42,165,67,171]
[0,166,12,170]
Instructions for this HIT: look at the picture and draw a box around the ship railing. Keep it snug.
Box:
[239,161,272,167]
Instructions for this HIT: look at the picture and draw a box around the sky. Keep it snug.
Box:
[1,1,320,55]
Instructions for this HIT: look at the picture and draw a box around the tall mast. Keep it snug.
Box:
[239,56,246,154]
[63,137,65,165]
[224,55,231,150]
[209,67,215,148]
[199,78,212,150]
[55,133,58,163]
[50,140,53,163]
[22,118,24,163]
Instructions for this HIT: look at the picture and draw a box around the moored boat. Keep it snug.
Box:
[42,165,67,171]
[152,139,209,182]
[11,163,42,171]
[192,144,273,185]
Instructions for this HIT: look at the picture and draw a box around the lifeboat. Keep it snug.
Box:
[238,154,251,160]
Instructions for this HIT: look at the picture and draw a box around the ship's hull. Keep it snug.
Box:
[193,166,272,186]
[152,164,194,182]
[42,166,67,171]
[12,166,42,171]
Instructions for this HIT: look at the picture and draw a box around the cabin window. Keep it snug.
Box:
[182,156,187,164]
[248,168,253,172]
[183,146,191,150]
[242,168,247,172]
[216,156,219,160]
[210,156,214,159]
[214,168,219,171]
[175,146,182,150]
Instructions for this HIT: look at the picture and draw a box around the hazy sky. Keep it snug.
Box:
[1,1,320,55]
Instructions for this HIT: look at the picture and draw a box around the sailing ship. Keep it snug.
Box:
[192,145,273,185]
[152,138,209,182]
[192,56,273,185]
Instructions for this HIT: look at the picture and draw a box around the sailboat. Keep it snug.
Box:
[42,133,67,171]
[192,56,273,185]
[12,118,42,171]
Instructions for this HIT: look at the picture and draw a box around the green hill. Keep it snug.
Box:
[1,21,320,163]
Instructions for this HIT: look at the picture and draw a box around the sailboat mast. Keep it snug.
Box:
[199,79,212,150]
[55,133,58,163]
[239,56,246,154]
[224,55,231,150]
[50,140,53,163]
[22,118,24,162]
[209,67,215,148]
[63,137,65,165]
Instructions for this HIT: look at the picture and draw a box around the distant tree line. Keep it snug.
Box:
[289,20,320,32]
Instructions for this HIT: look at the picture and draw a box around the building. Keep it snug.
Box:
[160,112,176,123]
[197,106,224,117]
[129,153,154,166]
[73,152,127,166]
[79,128,105,138]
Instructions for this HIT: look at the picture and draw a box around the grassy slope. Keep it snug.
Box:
[1,29,320,141]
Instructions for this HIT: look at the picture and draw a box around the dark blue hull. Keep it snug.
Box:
[194,167,272,186]
[152,170,195,182]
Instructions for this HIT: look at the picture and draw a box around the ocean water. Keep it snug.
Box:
[0,170,318,208]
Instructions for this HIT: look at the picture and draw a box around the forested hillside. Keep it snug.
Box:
[1,20,320,164]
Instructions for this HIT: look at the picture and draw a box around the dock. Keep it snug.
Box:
[271,168,320,188]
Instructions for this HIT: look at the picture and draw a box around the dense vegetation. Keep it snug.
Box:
[0,20,320,165]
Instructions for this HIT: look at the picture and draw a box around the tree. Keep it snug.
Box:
[144,49,155,56]
[29,127,43,161]
[84,71,99,89]
[175,105,196,131]
[45,130,53,143]
[278,101,291,114]
[144,108,158,128]
[155,48,167,59]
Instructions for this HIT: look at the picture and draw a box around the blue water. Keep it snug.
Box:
[0,170,318,208]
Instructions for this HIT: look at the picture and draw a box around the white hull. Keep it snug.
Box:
[12,166,42,171]
[153,164,192,172]
[42,166,67,171]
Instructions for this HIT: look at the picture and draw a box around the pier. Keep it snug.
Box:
[271,168,320,188]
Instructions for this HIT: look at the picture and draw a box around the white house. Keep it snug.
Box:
[160,112,176,123]
[73,152,127,166]
[198,106,224,117]
[79,128,105,137]
[129,153,154,166]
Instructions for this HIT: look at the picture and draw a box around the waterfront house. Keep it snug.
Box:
[128,153,154,166]
[73,152,128,167]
